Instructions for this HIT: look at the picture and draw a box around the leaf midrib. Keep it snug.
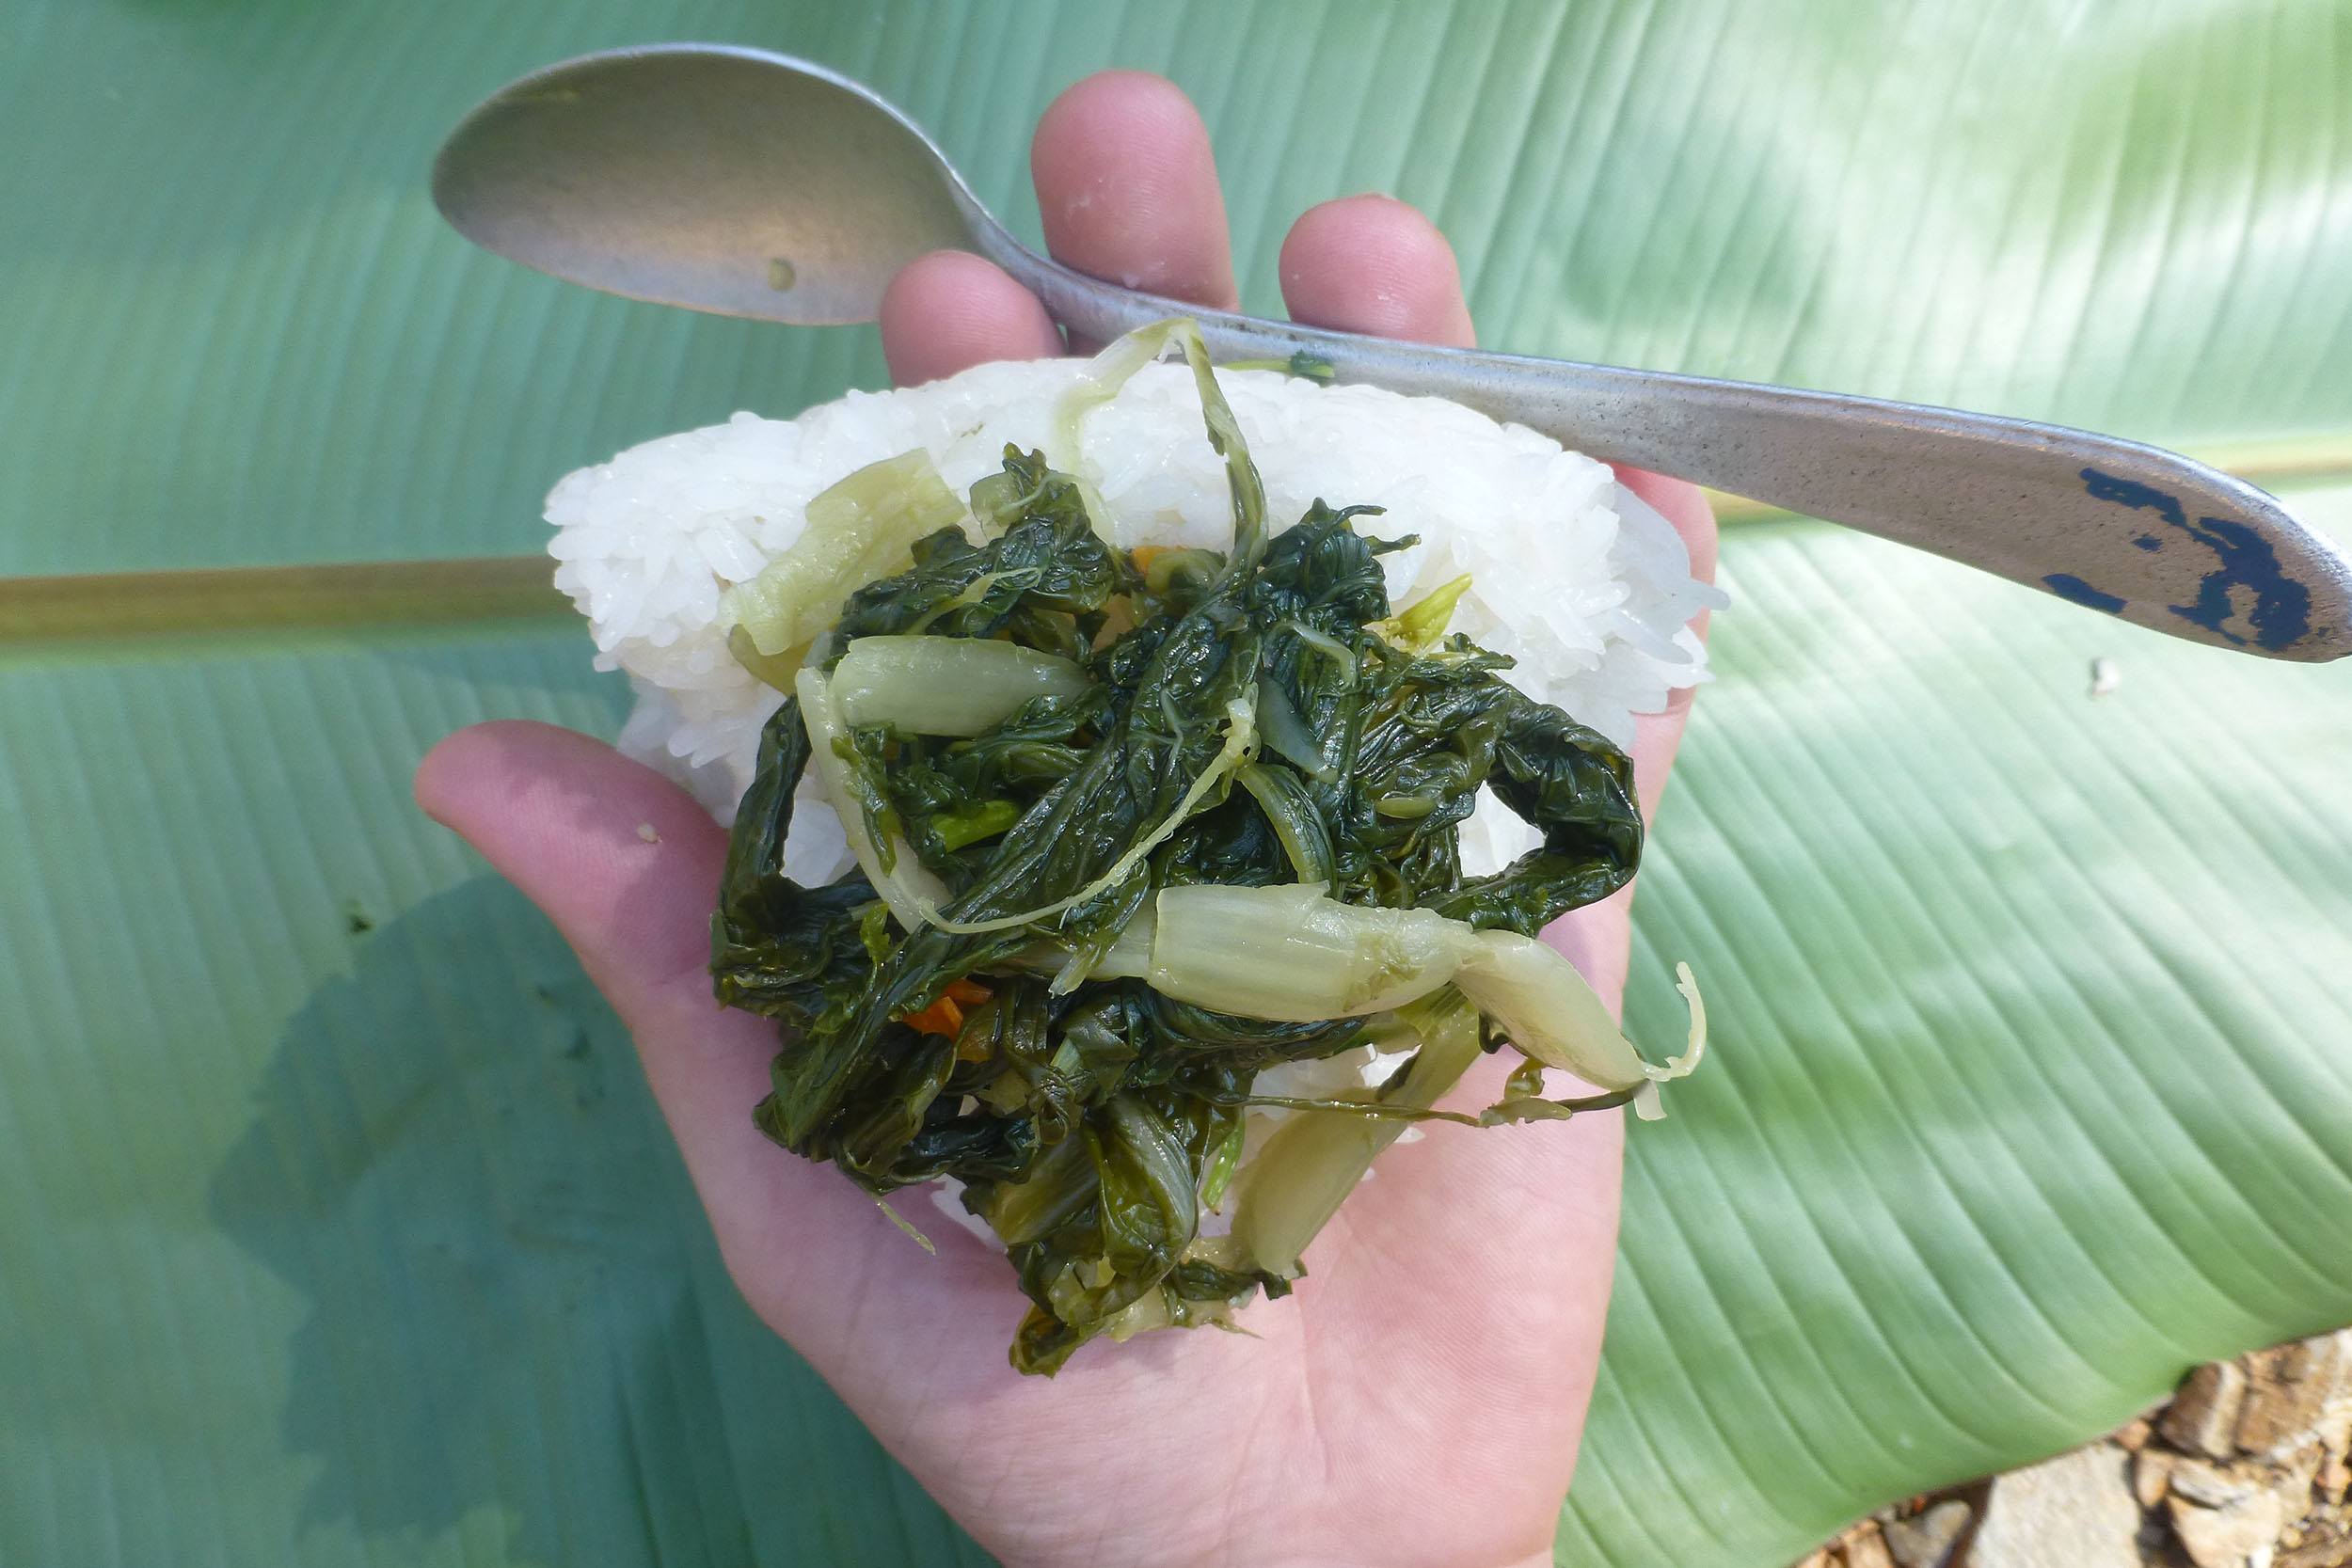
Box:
[5,437,2342,646]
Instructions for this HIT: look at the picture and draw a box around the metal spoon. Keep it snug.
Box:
[433,43,2351,660]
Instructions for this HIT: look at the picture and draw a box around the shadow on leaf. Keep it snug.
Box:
[207,872,982,1566]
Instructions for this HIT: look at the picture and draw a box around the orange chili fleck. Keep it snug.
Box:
[900,995,963,1037]
[944,976,993,1007]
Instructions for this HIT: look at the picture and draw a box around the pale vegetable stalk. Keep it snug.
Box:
[1452,931,1708,1121]
[723,450,964,659]
[793,666,950,931]
[1144,883,1708,1117]
[832,635,1090,736]
[1147,882,1476,1021]
[1227,995,1485,1275]
[1052,316,1266,556]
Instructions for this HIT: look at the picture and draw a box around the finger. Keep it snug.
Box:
[415,721,741,1037]
[1546,474,1718,997]
[1617,470,1720,823]
[1279,194,1478,347]
[880,250,1061,387]
[412,722,793,1216]
[1031,71,1237,347]
[881,71,1237,378]
[413,724,1003,1358]
[1618,464,1719,580]
[1277,195,1714,810]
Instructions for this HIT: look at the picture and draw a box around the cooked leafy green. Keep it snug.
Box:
[711,320,1686,1374]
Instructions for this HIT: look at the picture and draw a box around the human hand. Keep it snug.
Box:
[417,70,1716,1568]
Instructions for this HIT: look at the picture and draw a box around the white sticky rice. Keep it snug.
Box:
[552,355,1720,875]
[548,350,1724,1228]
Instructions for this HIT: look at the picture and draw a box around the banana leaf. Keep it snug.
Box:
[1565,488,2352,1563]
[3,2,2347,1565]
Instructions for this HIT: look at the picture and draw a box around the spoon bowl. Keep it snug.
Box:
[434,45,978,325]
[433,44,2352,660]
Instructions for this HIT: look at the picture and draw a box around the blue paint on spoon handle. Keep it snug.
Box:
[2078,467,2312,651]
[2043,573,2127,614]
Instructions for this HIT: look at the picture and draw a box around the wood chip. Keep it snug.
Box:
[2163,1360,2250,1460]
[2279,1509,2352,1568]
[1882,1498,1970,1568]
[1836,1521,1897,1568]
[1970,1446,2142,1568]
[2169,1484,2292,1568]
[2166,1456,2256,1510]
[2322,1452,2350,1507]
[2239,1333,2352,1457]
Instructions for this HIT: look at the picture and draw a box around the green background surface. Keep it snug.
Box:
[5,3,2348,1565]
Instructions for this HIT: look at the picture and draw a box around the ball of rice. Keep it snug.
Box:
[548,355,1723,892]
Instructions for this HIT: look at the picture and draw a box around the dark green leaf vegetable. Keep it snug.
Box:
[711,320,1706,1374]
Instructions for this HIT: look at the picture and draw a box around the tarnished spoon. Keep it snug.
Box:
[432,42,2351,659]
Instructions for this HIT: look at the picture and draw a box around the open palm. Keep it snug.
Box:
[417,71,1715,1568]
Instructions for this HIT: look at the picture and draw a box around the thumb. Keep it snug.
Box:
[414,721,750,1053]
[410,723,818,1260]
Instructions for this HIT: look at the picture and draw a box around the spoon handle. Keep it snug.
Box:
[984,232,2351,661]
